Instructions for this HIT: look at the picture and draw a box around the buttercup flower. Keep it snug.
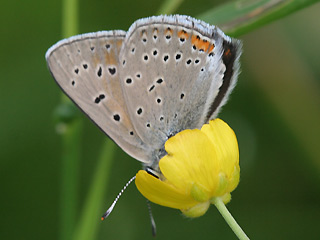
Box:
[135,118,240,217]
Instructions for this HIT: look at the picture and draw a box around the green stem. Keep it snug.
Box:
[62,0,78,38]
[156,0,184,15]
[59,0,80,240]
[213,198,250,240]
[59,119,82,240]
[73,140,116,240]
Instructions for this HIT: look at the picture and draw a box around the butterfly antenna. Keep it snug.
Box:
[147,200,157,237]
[101,175,136,221]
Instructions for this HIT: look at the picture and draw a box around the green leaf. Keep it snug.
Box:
[197,0,320,37]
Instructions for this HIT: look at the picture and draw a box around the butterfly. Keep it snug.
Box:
[46,14,241,177]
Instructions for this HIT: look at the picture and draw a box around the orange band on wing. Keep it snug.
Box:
[178,30,189,40]
[191,34,213,52]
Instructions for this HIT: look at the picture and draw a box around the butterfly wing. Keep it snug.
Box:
[118,15,242,166]
[46,31,151,163]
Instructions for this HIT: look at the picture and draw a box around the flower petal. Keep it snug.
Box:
[135,170,198,209]
[201,119,239,179]
[160,129,220,198]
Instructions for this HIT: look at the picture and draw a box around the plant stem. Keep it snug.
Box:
[213,198,250,240]
[59,0,80,240]
[62,0,78,38]
[59,119,82,240]
[156,0,184,15]
[73,140,116,240]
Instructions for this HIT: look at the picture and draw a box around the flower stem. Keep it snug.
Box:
[156,0,185,15]
[59,0,80,240]
[73,140,116,240]
[62,0,78,38]
[213,197,249,240]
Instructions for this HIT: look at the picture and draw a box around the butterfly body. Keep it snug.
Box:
[46,15,242,172]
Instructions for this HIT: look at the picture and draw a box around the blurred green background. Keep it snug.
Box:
[1,0,320,239]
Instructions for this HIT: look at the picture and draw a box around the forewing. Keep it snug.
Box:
[46,31,150,163]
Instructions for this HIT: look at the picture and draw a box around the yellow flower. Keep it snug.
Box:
[135,119,240,218]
